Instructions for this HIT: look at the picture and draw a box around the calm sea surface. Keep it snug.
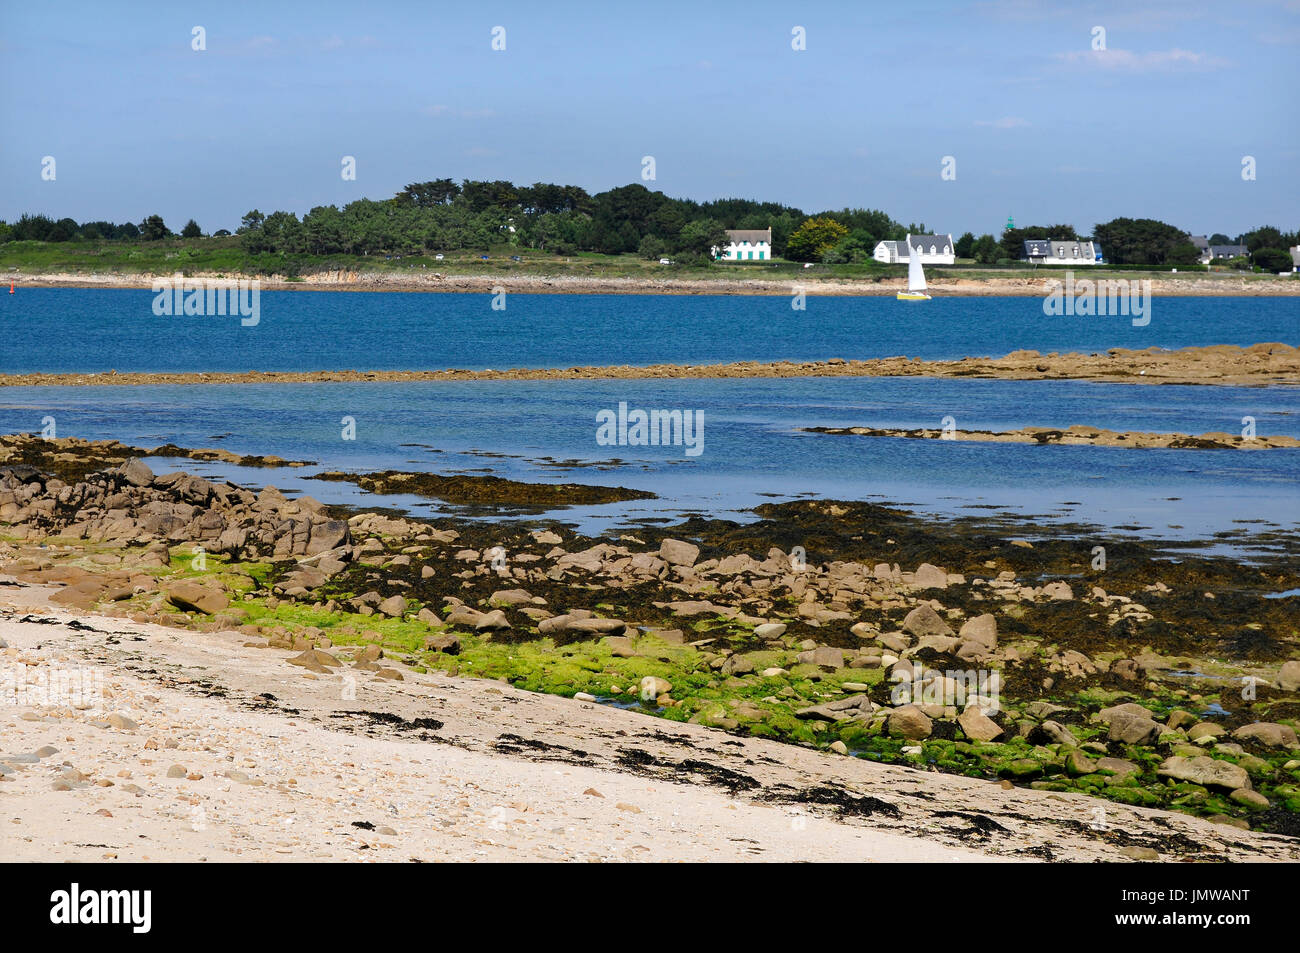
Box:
[3,289,1297,373]
[1,289,1296,544]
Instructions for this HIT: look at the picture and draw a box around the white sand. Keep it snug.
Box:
[2,590,1295,863]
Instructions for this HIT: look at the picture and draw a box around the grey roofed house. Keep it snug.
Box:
[1188,235,1209,251]
[905,234,952,253]
[1206,244,1248,259]
[1022,239,1097,261]
[874,234,954,261]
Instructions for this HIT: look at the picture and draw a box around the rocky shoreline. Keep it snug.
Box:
[804,424,1300,450]
[310,469,654,510]
[13,269,1300,297]
[2,343,1297,388]
[2,434,1298,847]
[0,435,652,510]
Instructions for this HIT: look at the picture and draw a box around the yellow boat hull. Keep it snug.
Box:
[896,292,931,301]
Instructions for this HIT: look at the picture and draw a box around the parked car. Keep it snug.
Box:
[434,253,444,260]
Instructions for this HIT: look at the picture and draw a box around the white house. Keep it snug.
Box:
[716,228,772,261]
[1022,239,1098,265]
[873,233,955,265]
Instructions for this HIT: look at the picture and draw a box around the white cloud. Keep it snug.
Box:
[1053,48,1229,71]
[1257,28,1300,45]
[422,105,496,119]
[976,0,1207,30]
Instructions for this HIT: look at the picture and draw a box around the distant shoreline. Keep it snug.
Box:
[9,269,1300,297]
[2,343,1295,388]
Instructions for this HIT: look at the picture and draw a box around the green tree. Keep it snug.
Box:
[637,235,667,260]
[395,179,460,207]
[954,231,976,258]
[458,179,520,213]
[180,219,203,239]
[590,183,667,253]
[139,214,170,240]
[647,202,688,241]
[676,219,728,260]
[240,210,300,253]
[823,232,875,264]
[1167,241,1200,266]
[1243,226,1285,254]
[785,217,849,262]
[302,205,346,254]
[1092,217,1193,265]
[971,234,1000,264]
[238,210,265,233]
[50,218,78,241]
[1252,247,1293,272]
[519,182,591,215]
[12,214,56,241]
[79,221,112,240]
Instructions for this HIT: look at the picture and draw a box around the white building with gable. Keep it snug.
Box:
[716,228,772,261]
[873,233,955,265]
[1022,239,1099,265]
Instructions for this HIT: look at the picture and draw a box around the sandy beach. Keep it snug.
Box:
[4,596,1294,863]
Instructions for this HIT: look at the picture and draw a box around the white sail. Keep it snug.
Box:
[907,237,927,292]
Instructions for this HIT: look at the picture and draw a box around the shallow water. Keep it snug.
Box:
[2,374,1296,544]
[2,289,1296,544]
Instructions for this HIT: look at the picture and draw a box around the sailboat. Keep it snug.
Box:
[897,236,931,301]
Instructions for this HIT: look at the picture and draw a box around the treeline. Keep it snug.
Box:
[232,180,918,264]
[1,213,211,243]
[2,182,1295,270]
[0,180,914,265]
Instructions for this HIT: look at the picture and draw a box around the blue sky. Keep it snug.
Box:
[1,0,1297,237]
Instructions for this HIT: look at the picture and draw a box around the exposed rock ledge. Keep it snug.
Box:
[803,425,1300,450]
[1,343,1297,388]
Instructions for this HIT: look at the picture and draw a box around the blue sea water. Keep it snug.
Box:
[2,288,1297,373]
[0,289,1296,544]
